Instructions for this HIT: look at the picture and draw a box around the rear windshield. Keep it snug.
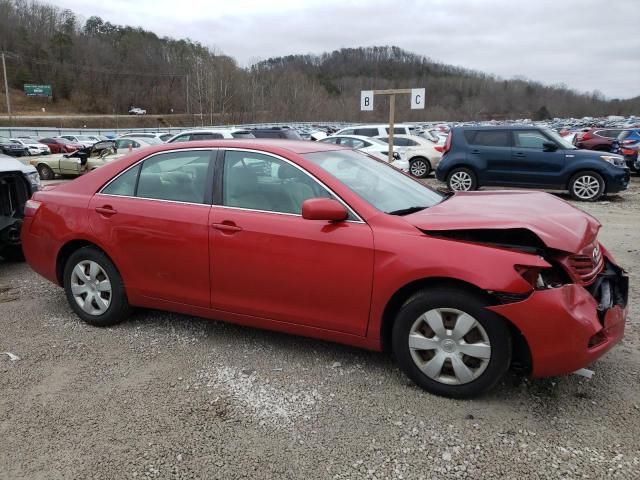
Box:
[464,130,510,147]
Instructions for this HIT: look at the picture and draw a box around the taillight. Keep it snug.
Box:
[622,140,636,145]
[442,133,452,154]
[582,131,593,141]
[24,199,42,217]
[434,145,444,153]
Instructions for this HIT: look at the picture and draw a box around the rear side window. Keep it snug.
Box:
[353,128,378,137]
[102,165,141,196]
[465,130,510,147]
[231,131,255,139]
[252,131,280,138]
[385,127,406,135]
[339,129,355,135]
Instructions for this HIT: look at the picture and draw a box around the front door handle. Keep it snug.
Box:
[212,222,243,234]
[95,205,117,216]
[514,152,526,157]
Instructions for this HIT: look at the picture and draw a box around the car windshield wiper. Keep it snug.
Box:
[388,206,428,216]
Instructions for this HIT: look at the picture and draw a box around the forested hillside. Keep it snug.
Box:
[1,0,638,122]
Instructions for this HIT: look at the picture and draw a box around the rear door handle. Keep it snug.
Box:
[95,206,117,216]
[514,152,526,157]
[470,149,481,154]
[212,222,243,234]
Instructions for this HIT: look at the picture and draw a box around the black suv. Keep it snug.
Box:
[251,127,302,140]
[435,126,630,201]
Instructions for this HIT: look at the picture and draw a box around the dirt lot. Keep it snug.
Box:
[1,177,639,479]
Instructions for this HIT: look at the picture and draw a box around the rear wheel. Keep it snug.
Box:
[37,164,55,180]
[392,288,511,398]
[447,167,478,191]
[63,247,131,327]
[409,157,431,178]
[569,171,605,201]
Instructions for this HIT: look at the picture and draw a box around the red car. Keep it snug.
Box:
[21,140,628,398]
[573,128,624,151]
[38,137,83,154]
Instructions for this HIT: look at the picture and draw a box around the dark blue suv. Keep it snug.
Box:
[435,126,630,201]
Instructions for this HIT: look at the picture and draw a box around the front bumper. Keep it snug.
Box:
[606,169,630,193]
[488,261,628,377]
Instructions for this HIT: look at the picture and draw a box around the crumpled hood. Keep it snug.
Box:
[405,190,600,253]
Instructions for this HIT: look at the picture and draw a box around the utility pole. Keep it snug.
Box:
[2,52,11,116]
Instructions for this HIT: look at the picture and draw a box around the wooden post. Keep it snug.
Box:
[1,52,10,116]
[387,94,395,164]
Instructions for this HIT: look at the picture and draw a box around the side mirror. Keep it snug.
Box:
[302,198,348,222]
[543,142,558,152]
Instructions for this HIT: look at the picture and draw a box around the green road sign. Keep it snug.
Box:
[24,84,52,97]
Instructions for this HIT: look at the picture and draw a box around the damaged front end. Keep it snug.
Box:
[0,171,31,256]
[422,226,629,377]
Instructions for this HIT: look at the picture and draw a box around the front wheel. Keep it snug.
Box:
[392,288,511,398]
[569,171,605,201]
[447,167,478,191]
[37,164,55,180]
[63,247,131,327]
[409,157,431,178]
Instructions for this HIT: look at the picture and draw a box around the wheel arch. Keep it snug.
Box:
[56,239,118,286]
[379,276,532,373]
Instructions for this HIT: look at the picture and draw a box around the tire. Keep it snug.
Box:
[569,171,605,201]
[37,164,55,180]
[409,157,431,178]
[446,167,478,191]
[63,247,131,327]
[392,288,511,398]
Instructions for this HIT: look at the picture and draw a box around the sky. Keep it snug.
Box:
[49,0,640,99]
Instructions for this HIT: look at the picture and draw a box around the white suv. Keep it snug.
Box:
[335,124,413,137]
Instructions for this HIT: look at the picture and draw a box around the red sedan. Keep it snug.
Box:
[38,137,83,154]
[21,140,628,397]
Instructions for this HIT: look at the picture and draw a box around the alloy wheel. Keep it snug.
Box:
[572,175,601,200]
[70,260,112,315]
[410,160,428,177]
[449,171,473,191]
[408,308,491,385]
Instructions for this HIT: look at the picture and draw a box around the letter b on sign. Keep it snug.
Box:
[361,90,374,111]
[411,88,425,109]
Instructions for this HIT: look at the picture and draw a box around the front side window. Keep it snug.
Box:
[222,150,331,215]
[340,138,367,149]
[513,130,550,149]
[169,134,191,143]
[304,150,443,214]
[320,137,339,144]
[385,127,406,135]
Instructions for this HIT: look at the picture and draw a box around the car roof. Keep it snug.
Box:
[453,125,542,130]
[174,128,251,134]
[326,135,373,141]
[133,139,346,155]
[340,124,411,129]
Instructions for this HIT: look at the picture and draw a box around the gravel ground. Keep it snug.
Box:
[1,177,639,479]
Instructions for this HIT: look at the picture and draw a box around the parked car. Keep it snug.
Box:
[167,129,255,143]
[250,127,301,140]
[1,153,40,260]
[0,138,29,157]
[573,128,623,151]
[319,135,408,172]
[38,137,83,154]
[113,138,157,152]
[436,126,629,201]
[118,132,173,143]
[611,128,640,172]
[9,138,50,156]
[57,135,98,148]
[21,140,628,398]
[335,124,413,137]
[31,140,125,180]
[128,107,147,115]
[375,134,443,178]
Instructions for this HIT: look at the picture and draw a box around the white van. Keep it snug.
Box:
[335,124,412,137]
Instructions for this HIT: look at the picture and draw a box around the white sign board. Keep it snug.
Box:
[360,90,374,111]
[410,88,426,109]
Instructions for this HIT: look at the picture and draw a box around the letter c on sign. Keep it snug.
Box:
[415,94,421,105]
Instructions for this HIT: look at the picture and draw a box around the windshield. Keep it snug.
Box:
[303,150,444,214]
[544,128,576,149]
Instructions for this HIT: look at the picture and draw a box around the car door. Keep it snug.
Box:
[464,130,512,184]
[88,149,215,307]
[511,130,566,187]
[209,149,374,336]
